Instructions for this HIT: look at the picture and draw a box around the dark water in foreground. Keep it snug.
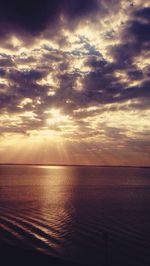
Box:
[0,165,150,265]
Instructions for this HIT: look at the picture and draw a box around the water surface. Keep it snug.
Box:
[0,165,150,265]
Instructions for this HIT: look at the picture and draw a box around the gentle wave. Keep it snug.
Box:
[0,166,150,266]
[0,205,150,266]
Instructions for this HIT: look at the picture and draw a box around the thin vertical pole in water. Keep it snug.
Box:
[102,231,109,266]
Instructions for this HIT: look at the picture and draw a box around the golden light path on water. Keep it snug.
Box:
[0,165,80,258]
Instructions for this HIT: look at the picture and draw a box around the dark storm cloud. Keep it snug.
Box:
[0,68,49,114]
[0,94,19,111]
[120,80,150,101]
[128,20,150,42]
[134,7,150,22]
[0,68,6,77]
[0,58,14,67]
[0,0,99,37]
[144,65,150,78]
[15,83,48,99]
[127,70,143,80]
[110,6,150,66]
[110,42,140,65]
[0,54,15,67]
[15,55,36,65]
[9,69,47,83]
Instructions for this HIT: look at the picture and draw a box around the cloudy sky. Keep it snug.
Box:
[0,0,149,166]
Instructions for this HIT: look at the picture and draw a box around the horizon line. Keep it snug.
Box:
[0,163,149,168]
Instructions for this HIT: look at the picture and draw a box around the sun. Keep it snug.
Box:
[45,108,70,126]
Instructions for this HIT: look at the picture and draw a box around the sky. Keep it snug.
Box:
[0,0,149,166]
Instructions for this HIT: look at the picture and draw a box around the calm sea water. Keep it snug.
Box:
[0,165,150,265]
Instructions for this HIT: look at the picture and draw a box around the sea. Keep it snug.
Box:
[0,165,150,266]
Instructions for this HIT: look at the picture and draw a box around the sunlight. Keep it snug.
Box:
[46,108,70,126]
